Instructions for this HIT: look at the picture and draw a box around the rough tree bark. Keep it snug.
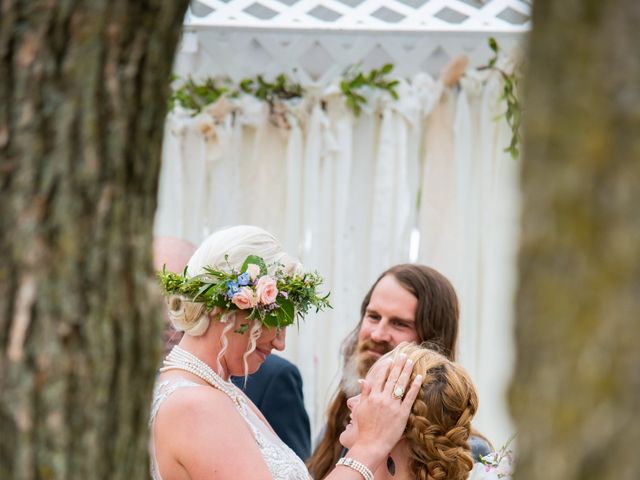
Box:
[510,1,640,479]
[0,1,189,478]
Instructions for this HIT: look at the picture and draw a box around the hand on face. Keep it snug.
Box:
[341,353,422,456]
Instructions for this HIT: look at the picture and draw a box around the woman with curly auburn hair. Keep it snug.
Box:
[339,342,479,480]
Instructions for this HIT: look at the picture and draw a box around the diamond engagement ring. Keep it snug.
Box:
[392,386,405,399]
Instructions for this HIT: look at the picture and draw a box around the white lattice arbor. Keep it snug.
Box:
[167,0,531,446]
[187,0,530,31]
[177,0,530,84]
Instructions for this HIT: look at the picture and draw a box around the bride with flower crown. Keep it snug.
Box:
[150,225,422,480]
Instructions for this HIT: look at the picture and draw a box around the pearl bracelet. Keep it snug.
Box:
[336,457,374,480]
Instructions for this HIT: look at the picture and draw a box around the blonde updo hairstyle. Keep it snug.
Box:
[167,225,301,374]
[393,343,478,480]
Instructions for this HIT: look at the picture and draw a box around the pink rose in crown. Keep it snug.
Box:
[246,263,261,282]
[232,287,256,309]
[256,276,278,305]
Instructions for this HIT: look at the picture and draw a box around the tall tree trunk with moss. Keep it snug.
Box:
[0,1,189,478]
[510,1,640,479]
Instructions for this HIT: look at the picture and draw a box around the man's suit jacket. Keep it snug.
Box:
[231,354,311,460]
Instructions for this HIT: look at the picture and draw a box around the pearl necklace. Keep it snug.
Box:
[160,346,245,411]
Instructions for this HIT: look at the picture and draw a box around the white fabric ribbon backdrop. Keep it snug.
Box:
[155,69,519,447]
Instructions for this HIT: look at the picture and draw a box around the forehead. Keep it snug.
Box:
[367,274,418,320]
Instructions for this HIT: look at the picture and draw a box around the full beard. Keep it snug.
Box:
[341,338,393,397]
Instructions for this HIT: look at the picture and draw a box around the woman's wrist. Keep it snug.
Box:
[336,457,373,480]
[341,443,387,475]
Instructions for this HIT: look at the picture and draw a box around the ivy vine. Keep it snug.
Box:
[169,75,303,113]
[169,65,399,118]
[168,75,230,112]
[479,37,523,159]
[169,46,522,158]
[340,63,400,116]
[238,74,303,102]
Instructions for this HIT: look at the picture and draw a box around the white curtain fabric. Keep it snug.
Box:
[155,71,519,447]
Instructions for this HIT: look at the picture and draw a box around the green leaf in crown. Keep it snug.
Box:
[241,255,268,277]
[274,297,295,328]
[157,255,331,331]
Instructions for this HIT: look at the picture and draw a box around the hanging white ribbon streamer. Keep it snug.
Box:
[155,73,519,445]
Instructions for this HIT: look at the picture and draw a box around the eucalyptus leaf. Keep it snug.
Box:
[194,282,217,300]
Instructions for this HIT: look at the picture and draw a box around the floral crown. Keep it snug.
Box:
[158,254,331,331]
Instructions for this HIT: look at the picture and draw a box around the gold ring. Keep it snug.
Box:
[392,386,405,399]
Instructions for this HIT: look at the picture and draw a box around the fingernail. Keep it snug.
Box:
[406,359,413,366]
[416,374,423,382]
[399,353,407,360]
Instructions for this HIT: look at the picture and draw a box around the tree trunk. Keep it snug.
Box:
[510,1,640,479]
[0,1,189,478]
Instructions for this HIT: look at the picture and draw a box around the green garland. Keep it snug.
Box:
[479,37,524,159]
[168,75,230,112]
[340,63,400,116]
[239,74,303,102]
[169,45,522,158]
[169,65,399,117]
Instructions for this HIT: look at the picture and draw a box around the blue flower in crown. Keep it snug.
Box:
[226,280,240,298]
[237,272,251,286]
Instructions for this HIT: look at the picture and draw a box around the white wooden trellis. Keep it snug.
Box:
[186,0,530,32]
[166,0,531,446]
[176,0,530,85]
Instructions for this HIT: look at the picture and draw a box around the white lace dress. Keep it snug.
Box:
[149,375,311,480]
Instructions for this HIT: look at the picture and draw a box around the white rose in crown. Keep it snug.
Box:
[246,263,261,282]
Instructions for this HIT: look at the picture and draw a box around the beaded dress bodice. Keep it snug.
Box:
[149,347,310,480]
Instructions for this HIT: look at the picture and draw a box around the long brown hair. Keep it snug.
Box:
[307,264,460,479]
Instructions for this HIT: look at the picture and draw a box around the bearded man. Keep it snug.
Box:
[307,264,489,478]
